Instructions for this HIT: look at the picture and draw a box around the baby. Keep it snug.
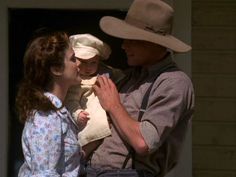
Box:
[65,33,124,158]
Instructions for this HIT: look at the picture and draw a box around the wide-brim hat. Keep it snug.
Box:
[99,0,191,53]
[69,33,111,60]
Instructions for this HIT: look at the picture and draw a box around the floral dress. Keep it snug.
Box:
[18,92,81,177]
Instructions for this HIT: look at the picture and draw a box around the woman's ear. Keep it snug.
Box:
[50,66,63,76]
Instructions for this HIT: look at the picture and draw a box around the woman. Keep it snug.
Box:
[16,31,84,176]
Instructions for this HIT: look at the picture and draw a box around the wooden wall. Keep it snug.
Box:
[192,0,236,177]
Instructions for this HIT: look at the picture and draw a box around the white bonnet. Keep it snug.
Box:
[69,33,111,60]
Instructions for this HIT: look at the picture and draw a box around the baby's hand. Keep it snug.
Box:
[77,111,90,130]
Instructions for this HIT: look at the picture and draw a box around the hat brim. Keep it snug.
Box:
[100,16,191,53]
[73,48,97,60]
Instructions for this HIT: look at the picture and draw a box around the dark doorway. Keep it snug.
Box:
[8,9,127,177]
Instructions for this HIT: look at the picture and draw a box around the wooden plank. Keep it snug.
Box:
[192,74,236,97]
[193,0,235,2]
[194,98,236,122]
[193,2,236,27]
[193,146,236,170]
[192,122,236,146]
[193,170,236,177]
[192,51,236,74]
[192,27,236,50]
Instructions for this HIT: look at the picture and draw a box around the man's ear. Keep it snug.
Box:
[50,66,63,76]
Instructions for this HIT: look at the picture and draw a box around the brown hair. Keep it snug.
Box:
[16,31,70,123]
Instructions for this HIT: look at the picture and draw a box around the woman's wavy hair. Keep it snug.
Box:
[16,30,70,123]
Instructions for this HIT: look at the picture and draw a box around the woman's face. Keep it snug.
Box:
[78,55,100,76]
[61,46,81,86]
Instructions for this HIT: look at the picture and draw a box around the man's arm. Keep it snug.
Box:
[93,75,149,155]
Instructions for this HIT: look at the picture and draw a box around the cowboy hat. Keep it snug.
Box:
[69,33,111,60]
[99,0,191,53]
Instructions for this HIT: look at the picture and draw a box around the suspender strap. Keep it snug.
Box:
[138,83,154,121]
[122,64,177,169]
[122,81,155,169]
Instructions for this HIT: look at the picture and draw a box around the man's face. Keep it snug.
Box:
[122,39,166,67]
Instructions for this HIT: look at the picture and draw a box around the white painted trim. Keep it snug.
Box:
[7,0,132,9]
[0,0,8,176]
[173,0,192,76]
[166,1,192,176]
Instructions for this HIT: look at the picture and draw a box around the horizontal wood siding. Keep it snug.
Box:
[194,98,236,122]
[193,146,236,170]
[192,51,236,74]
[193,170,236,177]
[192,27,236,50]
[193,122,236,145]
[192,2,236,27]
[192,0,236,176]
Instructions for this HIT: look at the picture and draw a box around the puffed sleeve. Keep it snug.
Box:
[25,111,65,176]
[140,73,194,153]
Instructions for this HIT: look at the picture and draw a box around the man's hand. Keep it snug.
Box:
[92,75,120,112]
[93,75,149,154]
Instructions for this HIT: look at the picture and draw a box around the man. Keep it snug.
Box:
[89,0,194,176]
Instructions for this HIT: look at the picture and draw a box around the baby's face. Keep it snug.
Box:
[78,55,100,76]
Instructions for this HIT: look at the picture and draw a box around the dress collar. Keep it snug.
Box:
[44,92,80,129]
[44,92,63,109]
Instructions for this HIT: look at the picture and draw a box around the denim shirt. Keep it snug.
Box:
[18,92,81,177]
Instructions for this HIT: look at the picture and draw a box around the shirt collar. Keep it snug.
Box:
[131,55,173,79]
[145,54,174,77]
